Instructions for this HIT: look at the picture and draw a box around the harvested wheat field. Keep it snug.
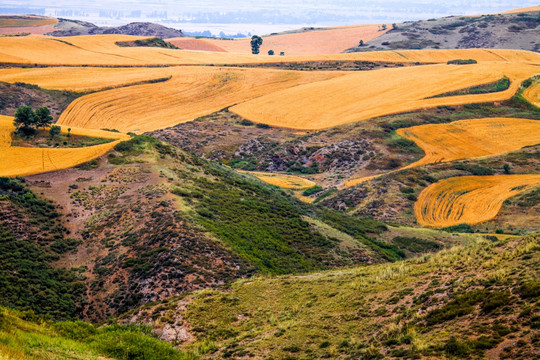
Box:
[230,62,540,130]
[414,174,540,227]
[397,118,540,168]
[1,34,539,66]
[0,116,128,177]
[57,66,345,133]
[242,171,316,189]
[200,24,387,55]
[523,82,540,108]
[167,38,227,52]
[0,67,177,92]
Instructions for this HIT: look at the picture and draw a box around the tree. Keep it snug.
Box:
[35,107,53,129]
[503,163,511,174]
[381,24,387,31]
[358,40,364,47]
[250,35,263,54]
[268,49,274,55]
[49,125,61,138]
[392,23,397,30]
[280,52,285,56]
[13,106,37,136]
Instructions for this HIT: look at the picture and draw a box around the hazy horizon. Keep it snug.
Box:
[1,1,537,36]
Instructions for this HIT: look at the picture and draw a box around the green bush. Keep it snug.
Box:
[303,185,323,196]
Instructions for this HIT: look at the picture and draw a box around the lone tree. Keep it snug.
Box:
[49,125,61,138]
[35,107,53,129]
[251,35,263,54]
[268,49,274,55]
[358,39,364,47]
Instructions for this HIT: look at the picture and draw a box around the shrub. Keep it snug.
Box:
[49,125,61,138]
[447,59,477,65]
[518,282,540,299]
[303,185,323,196]
[481,291,510,313]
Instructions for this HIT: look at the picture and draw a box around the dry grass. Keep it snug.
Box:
[500,6,540,14]
[397,117,540,168]
[241,171,316,189]
[0,35,538,66]
[0,116,128,177]
[0,67,176,92]
[0,15,57,28]
[523,82,540,108]
[230,61,540,130]
[201,24,387,55]
[414,174,540,227]
[56,66,345,133]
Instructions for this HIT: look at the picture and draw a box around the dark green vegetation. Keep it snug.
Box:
[446,59,477,65]
[13,105,53,136]
[115,37,179,49]
[250,35,263,54]
[429,76,510,98]
[0,177,84,320]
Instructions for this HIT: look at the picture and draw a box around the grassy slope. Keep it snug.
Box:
[178,233,539,359]
[0,307,193,360]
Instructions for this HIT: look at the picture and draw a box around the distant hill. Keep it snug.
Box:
[47,18,185,38]
[346,11,540,52]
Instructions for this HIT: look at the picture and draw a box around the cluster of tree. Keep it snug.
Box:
[251,35,285,56]
[14,105,53,134]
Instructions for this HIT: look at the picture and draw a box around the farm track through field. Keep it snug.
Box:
[414,174,540,227]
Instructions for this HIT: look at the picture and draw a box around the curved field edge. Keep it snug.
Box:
[229,62,539,131]
[396,117,540,168]
[414,174,540,227]
[0,116,129,177]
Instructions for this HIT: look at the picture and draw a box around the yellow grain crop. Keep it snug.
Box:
[523,82,540,108]
[56,66,346,133]
[241,171,316,189]
[0,35,538,66]
[230,62,540,130]
[397,118,540,168]
[0,67,177,92]
[414,175,540,227]
[0,116,129,177]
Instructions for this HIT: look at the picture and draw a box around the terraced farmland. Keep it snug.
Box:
[0,116,128,177]
[57,66,345,133]
[230,62,540,130]
[397,118,540,168]
[414,174,540,227]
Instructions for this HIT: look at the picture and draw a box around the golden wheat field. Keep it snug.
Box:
[414,174,540,227]
[241,171,316,189]
[397,118,540,168]
[56,66,346,133]
[1,34,539,66]
[200,24,387,55]
[0,67,178,92]
[523,82,540,108]
[230,62,540,130]
[0,116,128,177]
